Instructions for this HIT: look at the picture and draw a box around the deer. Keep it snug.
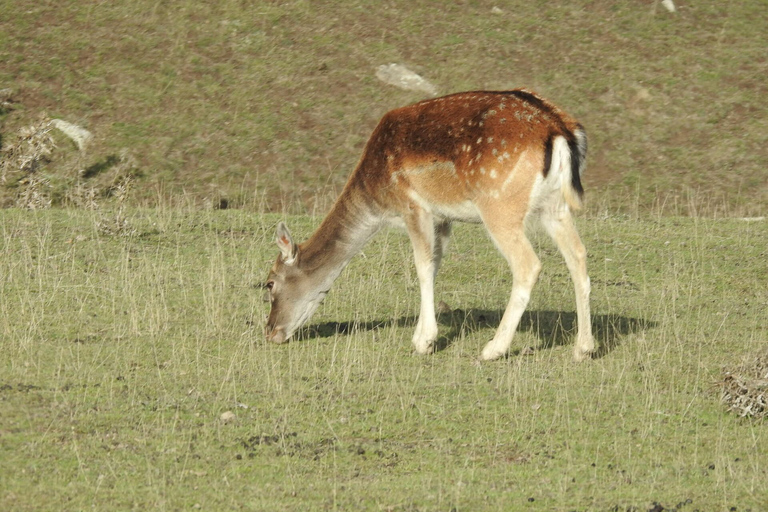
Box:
[263,90,595,362]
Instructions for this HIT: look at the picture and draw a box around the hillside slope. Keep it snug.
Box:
[1,1,766,215]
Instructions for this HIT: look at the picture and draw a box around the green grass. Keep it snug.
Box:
[1,0,767,215]
[1,208,766,511]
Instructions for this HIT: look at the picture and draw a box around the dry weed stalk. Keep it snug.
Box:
[96,150,138,236]
[68,181,100,210]
[720,347,768,419]
[16,173,53,210]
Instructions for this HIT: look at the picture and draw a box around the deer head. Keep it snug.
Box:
[264,222,331,344]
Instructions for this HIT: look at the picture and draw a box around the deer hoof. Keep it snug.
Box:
[572,346,594,362]
[413,341,435,355]
[480,346,506,361]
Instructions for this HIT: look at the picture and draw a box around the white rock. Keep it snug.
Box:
[375,63,438,96]
[220,411,236,424]
[661,0,676,13]
[51,119,92,151]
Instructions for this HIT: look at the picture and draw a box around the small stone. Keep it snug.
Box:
[220,411,236,424]
[375,63,438,96]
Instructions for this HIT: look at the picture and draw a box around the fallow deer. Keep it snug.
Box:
[264,90,595,361]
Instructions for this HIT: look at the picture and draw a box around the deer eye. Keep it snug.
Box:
[262,281,275,303]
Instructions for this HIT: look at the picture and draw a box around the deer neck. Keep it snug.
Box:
[298,184,382,285]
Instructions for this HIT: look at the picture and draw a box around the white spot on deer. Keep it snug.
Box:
[489,169,497,179]
[487,137,494,144]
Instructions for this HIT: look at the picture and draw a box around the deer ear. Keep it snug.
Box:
[276,222,297,265]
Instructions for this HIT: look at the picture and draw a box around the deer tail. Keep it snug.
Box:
[548,126,587,211]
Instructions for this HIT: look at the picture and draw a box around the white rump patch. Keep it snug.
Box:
[549,136,571,179]
[527,135,574,215]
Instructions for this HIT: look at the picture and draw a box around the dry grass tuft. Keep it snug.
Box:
[0,115,56,208]
[720,347,768,419]
[16,172,53,210]
[0,88,12,113]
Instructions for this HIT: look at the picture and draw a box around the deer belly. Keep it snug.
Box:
[404,185,482,222]
[430,200,482,222]
[390,159,483,222]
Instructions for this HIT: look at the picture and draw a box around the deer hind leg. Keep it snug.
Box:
[404,207,441,354]
[480,218,542,361]
[542,209,595,361]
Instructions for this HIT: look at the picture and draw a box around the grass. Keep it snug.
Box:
[1,1,767,510]
[1,0,767,214]
[0,207,766,511]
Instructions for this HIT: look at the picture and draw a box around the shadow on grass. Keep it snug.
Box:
[81,154,120,178]
[304,309,655,359]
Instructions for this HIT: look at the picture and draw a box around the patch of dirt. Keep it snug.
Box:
[0,383,43,393]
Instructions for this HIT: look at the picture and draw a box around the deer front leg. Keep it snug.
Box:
[405,209,439,354]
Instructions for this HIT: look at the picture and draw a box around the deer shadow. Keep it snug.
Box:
[304,308,655,359]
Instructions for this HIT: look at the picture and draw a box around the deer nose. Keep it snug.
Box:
[265,325,287,344]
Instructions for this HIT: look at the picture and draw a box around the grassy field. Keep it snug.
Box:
[0,207,766,511]
[1,0,767,214]
[1,1,767,510]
